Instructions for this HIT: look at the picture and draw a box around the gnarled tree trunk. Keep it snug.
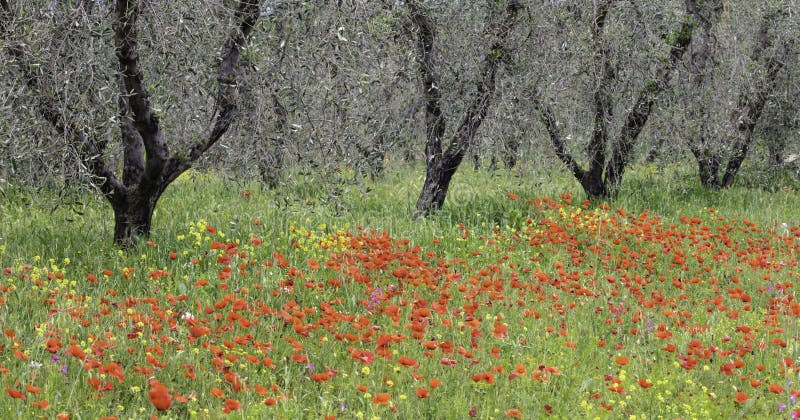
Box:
[408,0,523,218]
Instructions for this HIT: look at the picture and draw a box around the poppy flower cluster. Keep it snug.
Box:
[1,193,799,418]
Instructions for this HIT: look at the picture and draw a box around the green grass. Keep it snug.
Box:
[0,163,799,419]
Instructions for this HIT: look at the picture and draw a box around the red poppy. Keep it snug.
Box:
[349,349,375,365]
[440,357,458,366]
[12,349,30,361]
[148,384,173,411]
[87,377,102,390]
[735,391,748,404]
[420,340,438,350]
[768,383,784,394]
[223,399,241,413]
[65,345,86,360]
[224,371,245,392]
[509,363,527,380]
[45,338,62,353]
[310,373,331,382]
[493,322,508,339]
[471,372,495,384]
[32,399,50,410]
[398,356,419,368]
[6,387,25,400]
[291,353,308,364]
[100,362,125,382]
[210,387,226,399]
[372,393,391,405]
[188,326,210,338]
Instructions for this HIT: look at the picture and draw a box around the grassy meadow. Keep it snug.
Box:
[1,163,800,419]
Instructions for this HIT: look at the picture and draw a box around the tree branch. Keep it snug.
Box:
[721,11,786,187]
[531,91,586,181]
[444,0,523,165]
[585,0,615,184]
[186,0,262,164]
[114,0,168,181]
[605,14,695,188]
[407,0,445,166]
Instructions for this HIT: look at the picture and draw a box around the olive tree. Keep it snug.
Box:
[678,1,797,188]
[1,0,266,246]
[527,0,695,198]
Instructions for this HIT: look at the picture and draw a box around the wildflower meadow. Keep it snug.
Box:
[1,166,799,419]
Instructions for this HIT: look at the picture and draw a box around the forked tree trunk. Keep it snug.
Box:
[533,1,694,198]
[686,9,786,189]
[409,0,522,218]
[718,49,785,188]
[108,0,263,246]
[683,0,723,188]
[532,0,615,198]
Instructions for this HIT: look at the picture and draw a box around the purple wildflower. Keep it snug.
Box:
[370,288,383,303]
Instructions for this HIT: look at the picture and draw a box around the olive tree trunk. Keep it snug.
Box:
[408,0,523,218]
